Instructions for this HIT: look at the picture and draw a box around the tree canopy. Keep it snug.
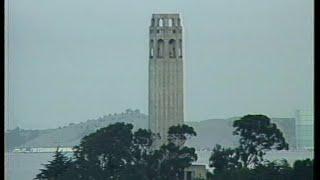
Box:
[207,114,313,180]
[35,122,197,180]
[233,115,289,167]
[35,115,313,180]
[35,148,72,180]
[210,114,289,173]
[209,144,242,174]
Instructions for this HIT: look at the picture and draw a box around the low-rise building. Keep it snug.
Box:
[183,164,207,180]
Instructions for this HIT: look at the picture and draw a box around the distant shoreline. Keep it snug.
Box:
[8,147,74,153]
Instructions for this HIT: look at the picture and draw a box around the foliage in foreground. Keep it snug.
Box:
[210,114,289,173]
[207,158,313,180]
[35,148,72,180]
[35,123,197,180]
[35,114,314,180]
[208,114,312,180]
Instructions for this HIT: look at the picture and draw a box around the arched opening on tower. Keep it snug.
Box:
[157,39,164,58]
[151,18,155,26]
[150,40,154,58]
[168,19,173,27]
[159,18,163,27]
[169,39,176,58]
[179,39,182,57]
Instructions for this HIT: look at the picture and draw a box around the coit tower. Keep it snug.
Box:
[148,13,184,145]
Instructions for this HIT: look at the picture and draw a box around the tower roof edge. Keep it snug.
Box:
[152,13,180,18]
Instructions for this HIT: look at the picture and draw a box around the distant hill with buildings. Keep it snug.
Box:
[5,109,296,151]
[5,109,147,151]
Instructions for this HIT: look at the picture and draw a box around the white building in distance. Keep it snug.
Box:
[295,109,314,150]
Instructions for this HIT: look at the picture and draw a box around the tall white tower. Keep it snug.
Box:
[148,14,184,145]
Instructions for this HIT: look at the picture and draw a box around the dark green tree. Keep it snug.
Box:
[209,159,293,180]
[233,115,289,167]
[209,144,242,174]
[121,128,154,180]
[72,122,138,179]
[208,114,290,179]
[292,158,313,180]
[53,161,81,180]
[252,159,292,180]
[210,167,252,180]
[35,147,72,180]
[206,171,214,180]
[155,124,198,180]
[168,124,197,146]
[35,123,198,180]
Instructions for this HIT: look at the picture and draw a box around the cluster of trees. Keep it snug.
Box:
[207,115,313,180]
[35,115,313,180]
[35,123,197,180]
[207,158,313,180]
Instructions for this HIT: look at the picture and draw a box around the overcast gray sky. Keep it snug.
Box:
[6,0,313,130]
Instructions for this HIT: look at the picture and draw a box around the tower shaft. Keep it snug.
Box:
[148,14,184,145]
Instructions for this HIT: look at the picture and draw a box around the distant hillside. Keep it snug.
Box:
[5,128,40,151]
[5,110,296,151]
[185,117,296,150]
[5,109,147,150]
[185,118,239,150]
[270,118,296,149]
